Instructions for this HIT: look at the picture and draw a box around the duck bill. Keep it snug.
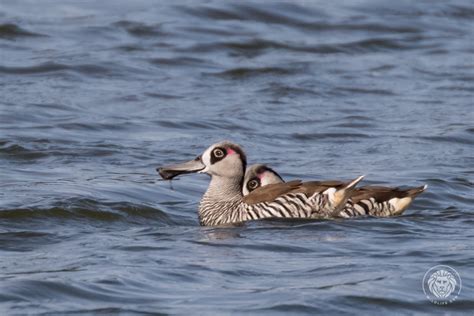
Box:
[157,157,205,180]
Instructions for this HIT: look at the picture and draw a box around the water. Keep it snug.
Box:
[1,0,473,314]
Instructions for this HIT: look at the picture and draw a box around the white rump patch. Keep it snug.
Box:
[389,197,413,214]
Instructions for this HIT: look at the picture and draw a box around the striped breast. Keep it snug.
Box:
[199,199,244,226]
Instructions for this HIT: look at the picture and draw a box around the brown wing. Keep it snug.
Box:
[242,180,302,205]
[350,185,424,203]
[299,180,347,194]
[243,179,353,205]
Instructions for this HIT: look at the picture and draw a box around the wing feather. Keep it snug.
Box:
[350,186,423,203]
[243,180,302,204]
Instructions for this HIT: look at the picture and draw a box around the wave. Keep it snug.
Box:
[113,20,167,37]
[0,199,174,226]
[291,132,371,141]
[0,62,133,78]
[181,36,428,58]
[420,135,474,146]
[0,23,45,39]
[148,56,214,68]
[0,142,49,160]
[178,4,422,34]
[210,66,297,79]
[0,140,124,161]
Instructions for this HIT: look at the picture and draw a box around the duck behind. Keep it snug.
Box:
[243,164,427,217]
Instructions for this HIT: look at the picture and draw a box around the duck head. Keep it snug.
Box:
[158,141,247,181]
[243,164,284,195]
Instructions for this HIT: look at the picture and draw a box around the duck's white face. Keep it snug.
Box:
[200,142,246,178]
[243,164,285,196]
[158,141,246,180]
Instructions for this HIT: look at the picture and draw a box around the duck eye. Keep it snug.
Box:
[248,179,259,190]
[213,148,225,158]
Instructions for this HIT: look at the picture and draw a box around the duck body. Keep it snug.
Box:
[243,164,427,218]
[158,141,364,226]
[200,179,363,226]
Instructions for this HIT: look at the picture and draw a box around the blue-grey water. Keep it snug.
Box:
[1,0,473,314]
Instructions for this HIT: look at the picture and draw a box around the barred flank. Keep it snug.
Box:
[199,192,330,225]
[340,198,396,218]
[199,191,400,226]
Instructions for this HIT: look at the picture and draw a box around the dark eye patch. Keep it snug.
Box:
[210,147,226,164]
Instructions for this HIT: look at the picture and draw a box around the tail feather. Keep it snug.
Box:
[388,184,428,216]
[330,175,365,215]
[346,175,365,192]
[406,184,428,197]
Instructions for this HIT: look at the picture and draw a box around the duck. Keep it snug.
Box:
[243,164,427,217]
[157,141,365,226]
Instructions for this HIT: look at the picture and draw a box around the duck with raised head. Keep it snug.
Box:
[157,141,364,226]
[243,164,427,217]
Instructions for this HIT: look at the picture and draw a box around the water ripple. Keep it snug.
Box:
[0,62,115,77]
[179,4,422,34]
[183,36,429,57]
[1,0,473,314]
[210,66,298,79]
[292,132,371,141]
[0,23,45,39]
[113,20,168,37]
[0,199,173,226]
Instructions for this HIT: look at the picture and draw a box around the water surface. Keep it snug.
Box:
[1,0,473,314]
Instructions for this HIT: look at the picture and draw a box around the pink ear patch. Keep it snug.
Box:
[227,148,236,155]
[257,171,266,180]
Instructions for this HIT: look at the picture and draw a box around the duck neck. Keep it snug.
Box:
[203,175,243,202]
[199,175,244,226]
